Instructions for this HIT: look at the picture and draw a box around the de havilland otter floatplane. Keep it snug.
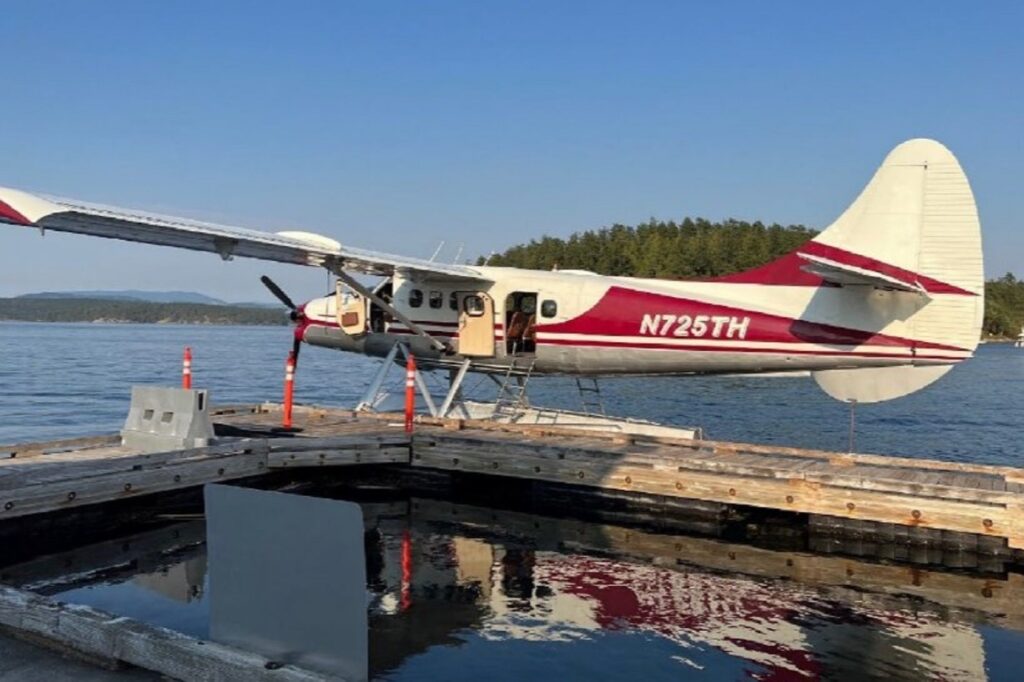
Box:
[0,138,983,418]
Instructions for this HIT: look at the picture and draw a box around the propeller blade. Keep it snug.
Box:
[260,275,297,311]
[292,337,302,367]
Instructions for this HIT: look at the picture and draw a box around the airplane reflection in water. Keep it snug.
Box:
[4,491,1022,681]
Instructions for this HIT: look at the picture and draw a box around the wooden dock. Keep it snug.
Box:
[2,403,1024,679]
[2,403,1023,552]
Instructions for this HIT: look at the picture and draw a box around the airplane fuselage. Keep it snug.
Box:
[297,265,971,376]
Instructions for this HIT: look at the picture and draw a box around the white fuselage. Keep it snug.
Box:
[296,266,972,377]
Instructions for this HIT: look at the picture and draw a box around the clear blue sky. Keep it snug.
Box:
[1,1,1020,302]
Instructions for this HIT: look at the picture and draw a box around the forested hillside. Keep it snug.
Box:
[480,218,817,278]
[0,298,288,326]
[985,274,1024,338]
[480,217,1022,339]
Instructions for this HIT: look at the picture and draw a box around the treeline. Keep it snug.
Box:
[480,218,1022,339]
[985,274,1024,338]
[480,218,818,278]
[0,298,289,326]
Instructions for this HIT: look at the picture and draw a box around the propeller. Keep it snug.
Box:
[261,274,304,367]
[260,275,297,311]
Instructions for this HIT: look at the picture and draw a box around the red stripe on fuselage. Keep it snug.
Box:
[538,286,967,352]
[0,200,31,225]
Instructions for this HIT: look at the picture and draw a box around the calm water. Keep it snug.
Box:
[0,322,1020,463]
[1,322,1023,681]
[3,487,1019,682]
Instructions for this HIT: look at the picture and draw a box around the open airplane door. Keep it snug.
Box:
[336,281,367,335]
[457,293,495,357]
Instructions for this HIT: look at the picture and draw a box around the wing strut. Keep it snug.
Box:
[333,270,448,353]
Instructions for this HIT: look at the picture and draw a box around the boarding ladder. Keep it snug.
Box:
[575,377,606,417]
[492,355,536,422]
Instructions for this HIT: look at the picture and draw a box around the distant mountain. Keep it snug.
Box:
[0,297,289,326]
[18,290,228,305]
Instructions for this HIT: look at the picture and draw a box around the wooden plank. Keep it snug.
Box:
[420,433,1024,506]
[0,446,269,519]
[268,447,409,469]
[411,443,1018,542]
[265,433,409,453]
[0,440,265,488]
[0,434,121,461]
[0,586,333,681]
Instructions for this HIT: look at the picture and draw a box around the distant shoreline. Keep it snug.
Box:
[0,298,288,327]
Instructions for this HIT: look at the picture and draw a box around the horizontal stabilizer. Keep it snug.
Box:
[812,365,953,403]
[797,252,928,295]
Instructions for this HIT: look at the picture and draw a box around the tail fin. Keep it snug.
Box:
[808,138,984,402]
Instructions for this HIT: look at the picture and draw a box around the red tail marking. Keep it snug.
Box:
[710,241,975,296]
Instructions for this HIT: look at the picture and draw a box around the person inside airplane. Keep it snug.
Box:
[521,295,537,353]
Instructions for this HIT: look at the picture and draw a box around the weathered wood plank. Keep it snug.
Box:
[412,442,1017,542]
[0,446,270,519]
[0,586,334,681]
[0,439,266,488]
[268,447,409,469]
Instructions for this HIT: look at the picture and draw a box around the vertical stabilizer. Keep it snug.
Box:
[808,139,984,402]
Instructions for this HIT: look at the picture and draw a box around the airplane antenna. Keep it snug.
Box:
[429,241,446,262]
[847,399,857,453]
[452,243,464,264]
[483,250,497,266]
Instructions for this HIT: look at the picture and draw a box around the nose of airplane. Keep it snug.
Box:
[292,302,308,342]
[258,275,308,360]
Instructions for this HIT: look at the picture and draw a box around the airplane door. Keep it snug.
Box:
[458,293,495,357]
[336,281,367,335]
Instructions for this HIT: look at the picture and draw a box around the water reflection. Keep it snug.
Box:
[3,490,1021,680]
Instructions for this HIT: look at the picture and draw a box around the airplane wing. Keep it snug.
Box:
[0,186,488,282]
[797,251,927,295]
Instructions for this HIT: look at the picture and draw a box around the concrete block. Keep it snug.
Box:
[121,386,215,453]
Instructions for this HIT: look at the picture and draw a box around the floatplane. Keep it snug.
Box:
[0,139,984,427]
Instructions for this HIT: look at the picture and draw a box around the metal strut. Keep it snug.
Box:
[438,359,472,418]
[357,342,440,415]
[356,344,475,418]
[575,377,606,417]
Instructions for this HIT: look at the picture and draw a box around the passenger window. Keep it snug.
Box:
[449,292,459,310]
[409,289,423,308]
[429,291,443,309]
[464,295,485,317]
[541,299,558,318]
